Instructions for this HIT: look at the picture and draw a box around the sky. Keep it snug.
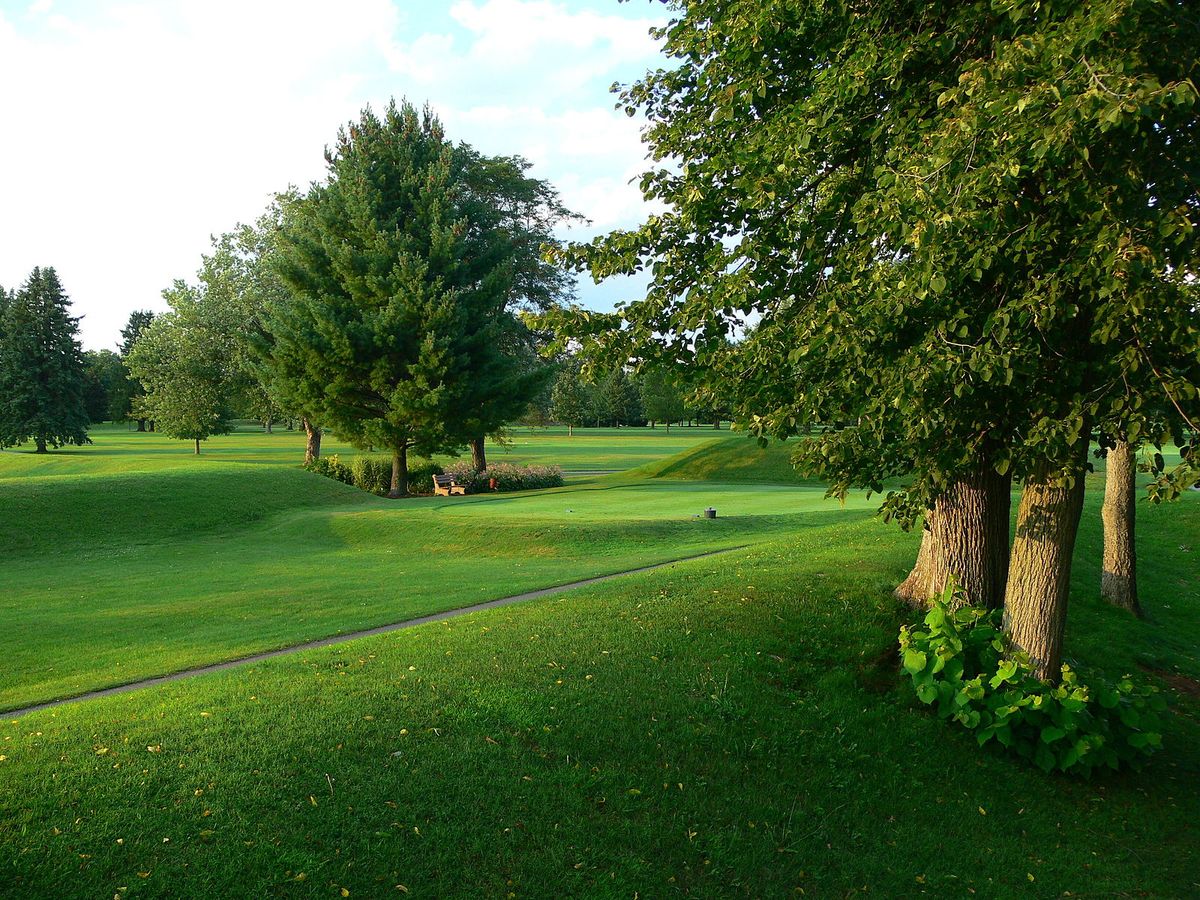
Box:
[0,0,669,350]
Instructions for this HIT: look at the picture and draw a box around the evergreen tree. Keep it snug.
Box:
[267,101,571,495]
[0,267,90,452]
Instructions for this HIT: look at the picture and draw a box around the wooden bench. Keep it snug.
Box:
[432,473,466,496]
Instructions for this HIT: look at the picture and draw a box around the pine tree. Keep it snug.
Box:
[0,267,90,452]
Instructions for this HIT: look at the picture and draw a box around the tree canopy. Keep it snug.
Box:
[564,0,1200,679]
[126,283,237,453]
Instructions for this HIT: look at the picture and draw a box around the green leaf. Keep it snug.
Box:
[1041,726,1067,744]
[903,648,928,674]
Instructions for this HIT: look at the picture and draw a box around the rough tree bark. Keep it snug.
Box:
[1101,440,1141,616]
[1003,465,1089,683]
[894,468,1012,609]
[389,442,409,499]
[471,435,487,472]
[302,418,322,465]
[895,511,938,605]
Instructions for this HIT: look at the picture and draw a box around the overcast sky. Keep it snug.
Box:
[0,0,667,350]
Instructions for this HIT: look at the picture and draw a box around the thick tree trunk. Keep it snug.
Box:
[1101,441,1141,616]
[895,512,939,606]
[194,438,201,454]
[388,443,409,499]
[302,418,322,465]
[713,417,720,429]
[932,469,1012,609]
[893,468,1011,609]
[1004,466,1088,683]
[136,418,146,432]
[471,435,487,471]
[35,436,47,454]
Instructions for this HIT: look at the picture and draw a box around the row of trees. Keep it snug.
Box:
[549,362,721,433]
[0,264,175,451]
[551,0,1200,683]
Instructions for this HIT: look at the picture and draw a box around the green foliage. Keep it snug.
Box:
[407,460,445,495]
[0,267,91,451]
[125,287,236,450]
[899,586,1166,775]
[304,453,446,497]
[442,461,564,493]
[639,366,686,428]
[550,362,593,430]
[119,310,155,357]
[563,0,1200,512]
[81,349,126,423]
[350,455,392,496]
[303,453,354,485]
[264,101,574,484]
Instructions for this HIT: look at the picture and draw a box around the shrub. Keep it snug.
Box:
[898,584,1166,776]
[304,454,444,496]
[441,461,564,493]
[303,454,353,485]
[407,461,445,496]
[350,455,392,496]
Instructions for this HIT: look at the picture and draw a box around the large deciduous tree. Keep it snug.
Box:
[0,267,90,452]
[266,101,573,495]
[565,1,1200,681]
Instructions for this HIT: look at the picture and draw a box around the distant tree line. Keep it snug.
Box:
[546,361,725,434]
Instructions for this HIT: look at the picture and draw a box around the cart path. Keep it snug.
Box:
[6,545,749,719]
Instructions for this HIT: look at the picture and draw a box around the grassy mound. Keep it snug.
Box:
[636,435,816,484]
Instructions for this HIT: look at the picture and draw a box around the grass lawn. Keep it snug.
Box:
[0,428,876,711]
[1,427,1197,896]
[0,423,724,479]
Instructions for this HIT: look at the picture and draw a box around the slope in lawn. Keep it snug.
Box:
[2,501,1197,897]
[1,463,862,711]
[638,435,817,484]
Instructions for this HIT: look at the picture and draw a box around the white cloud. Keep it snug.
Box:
[0,1,666,349]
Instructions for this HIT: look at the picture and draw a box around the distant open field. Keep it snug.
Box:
[1,426,1197,896]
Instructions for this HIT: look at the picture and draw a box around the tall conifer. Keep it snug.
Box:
[0,267,90,452]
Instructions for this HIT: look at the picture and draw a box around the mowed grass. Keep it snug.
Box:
[1,427,1197,895]
[0,423,724,479]
[0,429,873,712]
[1,498,1197,897]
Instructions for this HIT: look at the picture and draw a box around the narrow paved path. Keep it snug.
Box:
[7,546,747,719]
